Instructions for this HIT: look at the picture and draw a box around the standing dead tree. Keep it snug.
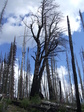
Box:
[67,16,81,112]
[24,0,66,98]
[76,57,84,99]
[80,48,84,95]
[79,10,84,30]
[19,27,27,99]
[66,52,73,102]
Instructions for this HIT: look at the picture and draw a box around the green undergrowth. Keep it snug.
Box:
[30,94,41,104]
[0,99,12,112]
[20,98,30,108]
[20,95,42,112]
[81,104,84,111]
[0,102,3,112]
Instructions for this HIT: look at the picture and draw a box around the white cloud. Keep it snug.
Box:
[0,0,84,47]
[14,62,33,97]
[57,66,73,101]
[14,63,83,100]
[57,66,68,78]
[57,66,84,101]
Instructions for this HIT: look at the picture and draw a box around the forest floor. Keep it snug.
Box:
[4,100,77,112]
[0,98,84,112]
[6,104,28,112]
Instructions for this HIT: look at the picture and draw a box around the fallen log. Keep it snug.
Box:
[41,100,77,112]
[11,100,77,112]
[27,104,48,112]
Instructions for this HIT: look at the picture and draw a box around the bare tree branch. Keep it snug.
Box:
[0,0,8,31]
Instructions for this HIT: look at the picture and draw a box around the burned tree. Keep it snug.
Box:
[25,0,66,98]
[67,16,81,112]
[0,0,8,31]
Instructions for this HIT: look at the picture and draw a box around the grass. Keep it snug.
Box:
[20,94,41,108]
[1,97,83,112]
[81,104,84,112]
[19,95,42,112]
[20,98,30,108]
[6,105,28,112]
[0,102,3,112]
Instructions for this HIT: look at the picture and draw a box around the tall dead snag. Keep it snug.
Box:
[59,80,62,102]
[9,38,17,99]
[26,48,31,98]
[50,57,57,100]
[19,27,26,99]
[79,10,84,30]
[46,59,55,100]
[80,48,84,96]
[66,52,73,102]
[25,0,66,98]
[67,16,81,112]
[76,57,84,99]
[17,59,20,100]
[44,13,56,100]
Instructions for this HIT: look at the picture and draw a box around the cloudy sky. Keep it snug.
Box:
[0,0,84,86]
[0,0,84,46]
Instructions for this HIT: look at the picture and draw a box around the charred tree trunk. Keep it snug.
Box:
[67,16,81,112]
[44,13,55,100]
[30,56,46,98]
[30,41,41,97]
[59,80,62,103]
[66,52,73,102]
[76,57,84,99]
[46,58,55,100]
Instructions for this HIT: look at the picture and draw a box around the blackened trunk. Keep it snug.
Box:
[46,58,55,100]
[30,57,46,98]
[59,81,62,102]
[67,16,81,112]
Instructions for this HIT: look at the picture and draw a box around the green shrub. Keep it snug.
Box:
[5,99,12,105]
[0,101,8,112]
[0,103,3,112]
[30,94,41,105]
[20,99,30,108]
[58,106,66,112]
[81,104,84,111]
[20,95,41,109]
[30,108,40,112]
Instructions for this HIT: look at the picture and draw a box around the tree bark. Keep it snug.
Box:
[67,16,81,112]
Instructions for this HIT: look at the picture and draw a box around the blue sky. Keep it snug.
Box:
[0,0,84,86]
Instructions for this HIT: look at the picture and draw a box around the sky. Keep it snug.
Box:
[0,0,84,91]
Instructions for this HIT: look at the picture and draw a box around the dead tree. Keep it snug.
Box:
[80,48,84,96]
[66,52,73,102]
[0,0,8,31]
[76,57,84,99]
[67,16,81,112]
[24,0,66,98]
[26,48,31,98]
[79,10,84,30]
[44,13,56,100]
[19,27,27,99]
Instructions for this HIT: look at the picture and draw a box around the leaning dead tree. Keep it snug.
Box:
[25,0,66,98]
[76,57,84,99]
[79,10,84,30]
[67,16,81,112]
[66,52,73,103]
